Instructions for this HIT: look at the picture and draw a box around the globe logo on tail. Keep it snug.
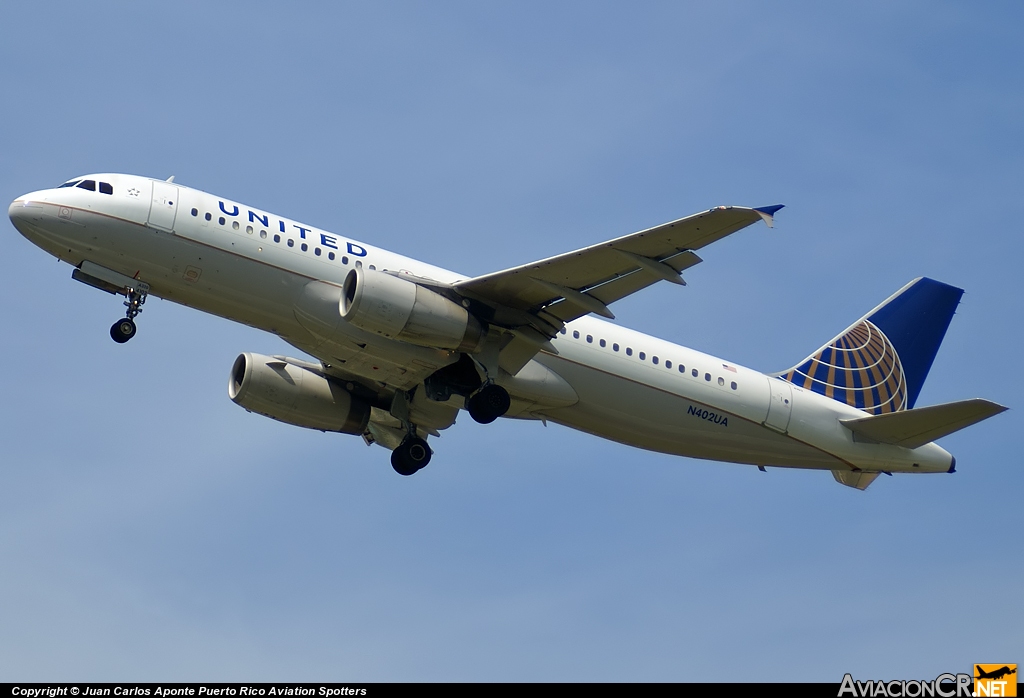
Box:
[781,320,907,414]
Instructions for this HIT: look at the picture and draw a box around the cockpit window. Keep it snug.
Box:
[58,180,81,188]
[77,180,96,191]
[99,182,113,195]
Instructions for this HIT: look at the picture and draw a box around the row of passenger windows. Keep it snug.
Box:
[189,207,382,268]
[560,327,739,390]
[58,179,113,194]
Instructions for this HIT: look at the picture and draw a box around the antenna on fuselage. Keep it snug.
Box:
[165,175,175,183]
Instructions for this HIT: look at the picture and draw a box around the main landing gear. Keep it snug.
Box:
[387,390,434,476]
[110,285,147,344]
[391,435,432,476]
[467,383,511,424]
[422,354,512,425]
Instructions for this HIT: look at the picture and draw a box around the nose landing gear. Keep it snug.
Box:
[110,318,137,343]
[109,284,148,344]
[69,262,151,345]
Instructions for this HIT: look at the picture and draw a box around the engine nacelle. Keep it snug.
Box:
[228,353,370,434]
[340,266,483,351]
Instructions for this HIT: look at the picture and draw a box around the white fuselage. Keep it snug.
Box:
[9,174,955,476]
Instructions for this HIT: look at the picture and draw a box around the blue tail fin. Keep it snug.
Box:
[779,278,963,414]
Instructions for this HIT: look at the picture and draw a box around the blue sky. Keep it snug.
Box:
[1,1,1020,681]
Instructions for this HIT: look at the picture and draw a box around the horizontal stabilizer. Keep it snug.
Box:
[840,398,1007,449]
[832,470,880,490]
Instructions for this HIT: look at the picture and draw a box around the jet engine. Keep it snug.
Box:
[228,353,370,433]
[340,266,483,351]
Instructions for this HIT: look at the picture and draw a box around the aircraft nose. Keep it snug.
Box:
[9,197,30,226]
[9,194,48,238]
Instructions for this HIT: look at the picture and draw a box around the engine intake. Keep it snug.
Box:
[228,353,370,433]
[340,266,482,351]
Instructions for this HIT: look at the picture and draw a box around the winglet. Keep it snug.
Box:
[753,204,784,228]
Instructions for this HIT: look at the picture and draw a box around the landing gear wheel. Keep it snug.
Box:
[391,436,432,476]
[110,318,137,344]
[109,283,147,344]
[467,384,511,424]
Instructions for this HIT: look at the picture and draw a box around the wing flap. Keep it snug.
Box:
[840,398,1007,449]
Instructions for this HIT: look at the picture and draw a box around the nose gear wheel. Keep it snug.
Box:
[110,318,137,343]
[110,284,147,344]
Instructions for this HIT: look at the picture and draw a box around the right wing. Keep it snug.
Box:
[455,205,782,329]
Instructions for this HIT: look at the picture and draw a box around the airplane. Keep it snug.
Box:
[8,173,1008,488]
[975,666,1016,681]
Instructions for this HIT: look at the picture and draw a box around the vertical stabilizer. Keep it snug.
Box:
[780,278,963,414]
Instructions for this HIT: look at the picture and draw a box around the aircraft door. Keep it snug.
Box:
[148,181,179,231]
[763,377,793,433]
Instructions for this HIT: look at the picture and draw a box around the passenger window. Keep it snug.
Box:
[191,208,198,217]
[560,328,567,335]
[77,180,96,191]
[718,377,725,386]
[692,369,698,377]
[613,343,619,352]
[586,335,593,343]
[652,356,658,365]
[232,221,239,230]
[259,230,267,239]
[731,381,738,390]
[342,256,349,264]
[369,265,376,270]
[599,339,606,348]
[639,352,646,361]
[246,225,253,234]
[665,360,672,369]
[679,365,685,373]
[573,331,580,339]
[301,243,308,252]
[274,234,281,243]
[99,182,113,195]
[328,252,335,260]
[315,248,321,256]
[219,217,226,225]
[705,373,711,381]
[205,212,212,221]
[626,347,633,356]
[287,239,294,247]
